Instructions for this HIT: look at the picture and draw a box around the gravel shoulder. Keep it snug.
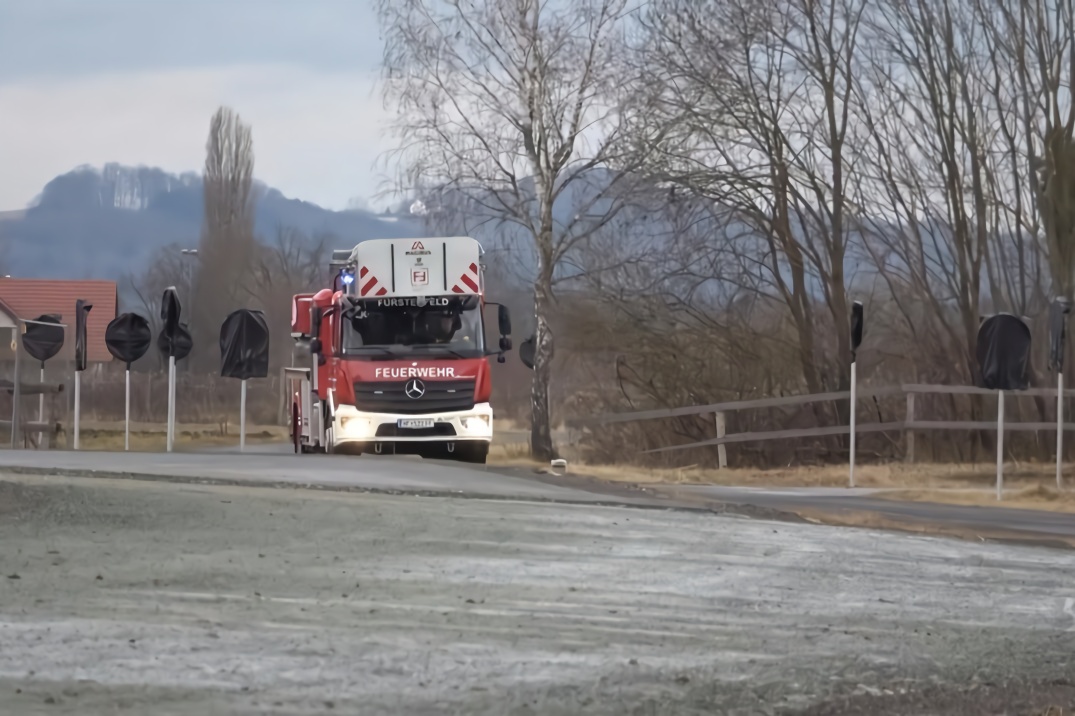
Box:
[2,474,1074,715]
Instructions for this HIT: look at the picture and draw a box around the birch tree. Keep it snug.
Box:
[375,0,650,460]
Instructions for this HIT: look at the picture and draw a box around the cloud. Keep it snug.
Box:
[0,64,398,211]
[0,0,383,81]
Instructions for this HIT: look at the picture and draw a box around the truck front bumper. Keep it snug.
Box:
[331,402,494,446]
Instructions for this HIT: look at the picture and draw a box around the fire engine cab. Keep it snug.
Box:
[287,236,512,463]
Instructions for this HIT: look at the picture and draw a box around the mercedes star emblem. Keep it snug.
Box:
[404,378,426,399]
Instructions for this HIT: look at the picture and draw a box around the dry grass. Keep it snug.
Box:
[494,421,1075,514]
[499,456,1075,511]
[73,422,288,452]
[487,441,534,462]
[533,460,1073,490]
[79,419,285,435]
[62,419,529,454]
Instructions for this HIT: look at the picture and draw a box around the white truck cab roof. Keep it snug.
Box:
[342,237,484,298]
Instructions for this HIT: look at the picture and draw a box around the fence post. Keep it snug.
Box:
[715,411,727,469]
[904,392,915,463]
[1057,372,1064,490]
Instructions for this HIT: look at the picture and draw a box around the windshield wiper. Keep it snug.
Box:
[408,345,475,360]
[347,345,401,356]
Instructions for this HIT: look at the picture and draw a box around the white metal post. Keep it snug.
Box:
[166,356,176,452]
[996,389,1005,500]
[1058,372,1064,490]
[171,357,178,451]
[10,341,20,449]
[240,379,247,452]
[38,366,45,423]
[165,365,171,451]
[849,360,857,488]
[125,368,131,452]
[73,371,81,450]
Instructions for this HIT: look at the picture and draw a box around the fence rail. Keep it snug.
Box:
[575,383,1075,463]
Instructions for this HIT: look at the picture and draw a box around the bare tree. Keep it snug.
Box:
[854,0,1000,388]
[125,242,200,370]
[637,0,868,404]
[244,226,330,369]
[190,106,257,372]
[987,0,1075,300]
[375,0,653,460]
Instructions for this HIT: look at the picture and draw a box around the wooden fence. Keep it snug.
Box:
[0,367,292,448]
[571,383,1075,467]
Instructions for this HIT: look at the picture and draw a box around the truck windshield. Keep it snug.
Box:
[341,295,486,358]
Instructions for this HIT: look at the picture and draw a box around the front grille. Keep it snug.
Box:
[375,423,457,438]
[354,379,476,415]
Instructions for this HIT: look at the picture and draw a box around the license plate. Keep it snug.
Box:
[397,418,434,429]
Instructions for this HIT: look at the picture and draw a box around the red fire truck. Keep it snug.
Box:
[287,236,512,463]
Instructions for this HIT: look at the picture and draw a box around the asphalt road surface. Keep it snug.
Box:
[670,485,1075,543]
[2,474,1074,715]
[0,446,621,503]
[0,447,1072,543]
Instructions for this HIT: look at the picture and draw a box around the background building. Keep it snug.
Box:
[0,278,118,364]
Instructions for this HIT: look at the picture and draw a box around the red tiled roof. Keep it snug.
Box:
[0,278,118,362]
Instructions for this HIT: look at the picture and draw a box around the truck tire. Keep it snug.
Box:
[457,442,489,464]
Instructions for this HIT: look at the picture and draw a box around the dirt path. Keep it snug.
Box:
[1,475,1074,715]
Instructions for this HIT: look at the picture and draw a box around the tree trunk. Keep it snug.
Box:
[528,167,558,463]
[530,272,556,462]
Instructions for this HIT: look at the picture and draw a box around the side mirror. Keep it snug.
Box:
[310,338,323,355]
[499,336,512,352]
[498,304,512,336]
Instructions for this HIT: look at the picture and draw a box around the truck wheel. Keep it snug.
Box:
[458,442,489,465]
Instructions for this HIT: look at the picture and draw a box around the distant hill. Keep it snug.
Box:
[2,163,972,308]
[0,164,428,280]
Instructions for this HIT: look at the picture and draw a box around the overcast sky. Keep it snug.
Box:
[0,0,395,211]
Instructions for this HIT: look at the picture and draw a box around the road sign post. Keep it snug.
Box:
[849,301,864,488]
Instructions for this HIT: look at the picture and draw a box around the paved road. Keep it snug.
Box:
[0,447,608,501]
[671,485,1075,542]
[1,447,1073,543]
[2,475,1074,715]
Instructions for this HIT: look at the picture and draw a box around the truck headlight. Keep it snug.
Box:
[462,415,490,430]
[339,417,365,431]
